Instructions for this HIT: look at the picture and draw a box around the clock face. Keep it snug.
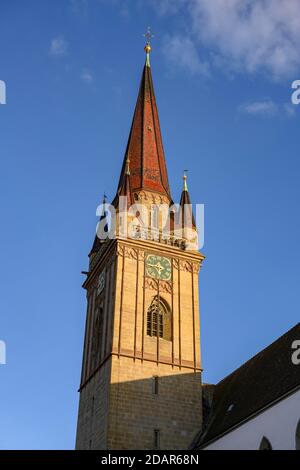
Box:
[97,269,105,295]
[145,254,172,281]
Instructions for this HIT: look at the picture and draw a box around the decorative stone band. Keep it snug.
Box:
[116,243,202,273]
[173,258,201,273]
[117,245,145,261]
[144,277,173,294]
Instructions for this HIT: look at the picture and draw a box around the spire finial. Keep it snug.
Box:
[143,26,154,67]
[183,170,188,191]
[125,156,130,176]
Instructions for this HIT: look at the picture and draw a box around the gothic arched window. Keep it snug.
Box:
[146,296,171,341]
[91,304,104,369]
[296,420,300,450]
[259,436,272,450]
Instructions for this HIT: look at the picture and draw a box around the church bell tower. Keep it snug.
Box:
[75,37,204,450]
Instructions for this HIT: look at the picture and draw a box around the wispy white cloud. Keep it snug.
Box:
[283,102,296,118]
[80,68,94,84]
[148,0,187,16]
[239,100,278,116]
[50,36,68,56]
[120,4,130,17]
[98,0,131,17]
[239,99,296,118]
[151,0,300,81]
[70,0,89,19]
[162,35,209,77]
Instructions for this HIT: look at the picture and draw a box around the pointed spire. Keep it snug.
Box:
[180,172,196,229]
[183,169,188,192]
[145,44,151,67]
[90,194,109,256]
[113,156,133,209]
[115,39,171,203]
[98,194,109,234]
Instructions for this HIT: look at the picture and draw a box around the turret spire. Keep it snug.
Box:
[183,170,188,192]
[90,193,109,256]
[180,172,196,229]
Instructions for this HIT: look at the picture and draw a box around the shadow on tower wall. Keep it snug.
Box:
[77,365,202,450]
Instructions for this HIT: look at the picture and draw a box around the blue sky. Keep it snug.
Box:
[0,0,300,449]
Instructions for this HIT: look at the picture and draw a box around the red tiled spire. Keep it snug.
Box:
[115,46,171,203]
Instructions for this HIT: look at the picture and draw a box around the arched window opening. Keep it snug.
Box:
[296,420,300,450]
[259,436,272,450]
[146,296,171,341]
[91,304,104,369]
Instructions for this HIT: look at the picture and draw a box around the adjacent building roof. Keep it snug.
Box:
[195,322,300,447]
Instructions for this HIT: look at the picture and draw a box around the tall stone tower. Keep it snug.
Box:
[75,39,204,450]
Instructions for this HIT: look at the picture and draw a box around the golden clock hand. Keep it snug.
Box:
[147,263,158,269]
[156,262,163,274]
[147,262,163,275]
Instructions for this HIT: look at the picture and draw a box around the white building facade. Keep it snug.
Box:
[204,388,300,450]
[194,323,300,451]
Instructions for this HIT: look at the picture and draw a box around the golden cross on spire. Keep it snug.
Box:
[143,26,154,66]
[143,26,154,45]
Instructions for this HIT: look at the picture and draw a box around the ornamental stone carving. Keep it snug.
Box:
[179,260,193,272]
[144,277,172,294]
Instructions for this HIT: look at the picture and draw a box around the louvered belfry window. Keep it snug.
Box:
[146,296,171,341]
